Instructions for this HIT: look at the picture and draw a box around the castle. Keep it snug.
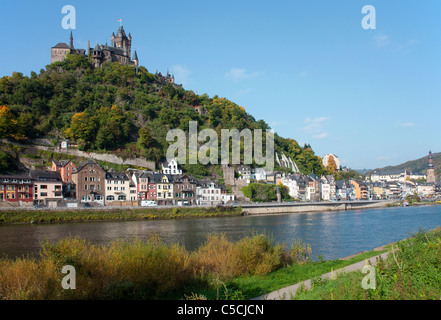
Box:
[51,25,139,68]
[51,26,179,85]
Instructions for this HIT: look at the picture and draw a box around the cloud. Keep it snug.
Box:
[374,34,390,48]
[395,122,415,128]
[312,132,329,139]
[234,88,254,97]
[225,68,259,82]
[376,156,390,161]
[301,117,330,140]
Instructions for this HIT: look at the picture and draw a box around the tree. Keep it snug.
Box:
[137,126,154,150]
[0,106,18,139]
[327,155,336,173]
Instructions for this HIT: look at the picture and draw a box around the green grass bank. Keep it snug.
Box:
[0,206,243,225]
[293,227,441,300]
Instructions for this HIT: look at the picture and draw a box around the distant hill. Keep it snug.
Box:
[369,152,441,179]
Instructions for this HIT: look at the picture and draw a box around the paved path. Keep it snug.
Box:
[251,251,391,300]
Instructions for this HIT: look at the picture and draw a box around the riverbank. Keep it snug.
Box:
[0,231,392,300]
[0,206,243,226]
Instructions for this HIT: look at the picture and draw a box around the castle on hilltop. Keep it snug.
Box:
[51,25,139,68]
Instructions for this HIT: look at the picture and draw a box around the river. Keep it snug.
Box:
[0,205,440,261]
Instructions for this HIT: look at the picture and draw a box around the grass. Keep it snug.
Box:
[0,232,311,300]
[0,229,394,300]
[293,227,441,300]
[0,206,243,225]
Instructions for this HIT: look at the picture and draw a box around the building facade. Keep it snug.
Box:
[72,161,106,204]
[0,174,34,206]
[30,170,63,207]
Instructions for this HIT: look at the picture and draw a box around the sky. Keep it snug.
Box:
[0,0,440,170]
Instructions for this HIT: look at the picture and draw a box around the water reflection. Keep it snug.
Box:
[0,205,440,260]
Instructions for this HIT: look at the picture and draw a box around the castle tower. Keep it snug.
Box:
[427,150,436,183]
[113,25,131,58]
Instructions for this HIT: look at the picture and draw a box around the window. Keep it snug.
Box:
[40,192,48,197]
[41,185,48,189]
[95,195,103,201]
[118,195,126,201]
[107,195,115,201]
[114,187,118,191]
[107,187,111,191]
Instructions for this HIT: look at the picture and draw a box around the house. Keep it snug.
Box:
[51,160,77,184]
[174,174,197,206]
[280,175,300,199]
[0,174,34,206]
[370,182,386,200]
[251,168,267,182]
[320,175,336,201]
[72,161,106,205]
[156,174,174,205]
[237,165,252,180]
[306,172,321,202]
[416,183,435,197]
[105,172,131,204]
[196,180,223,206]
[384,182,402,200]
[134,171,158,202]
[335,180,350,200]
[350,180,369,200]
[162,159,182,175]
[30,170,63,207]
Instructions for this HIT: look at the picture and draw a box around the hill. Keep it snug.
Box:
[370,152,441,179]
[0,54,330,177]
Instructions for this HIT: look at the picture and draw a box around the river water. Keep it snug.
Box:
[1,205,441,261]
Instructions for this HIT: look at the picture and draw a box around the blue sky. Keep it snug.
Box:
[1,0,440,170]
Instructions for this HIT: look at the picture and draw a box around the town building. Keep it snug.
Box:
[51,160,77,184]
[30,170,63,207]
[162,159,182,175]
[335,180,350,200]
[156,174,174,205]
[72,161,106,205]
[350,180,369,200]
[196,180,224,206]
[173,174,197,206]
[0,174,34,206]
[104,172,131,204]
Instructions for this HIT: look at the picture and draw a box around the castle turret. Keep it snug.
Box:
[132,50,139,67]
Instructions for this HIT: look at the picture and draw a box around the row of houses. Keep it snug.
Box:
[0,159,235,208]
[264,170,438,201]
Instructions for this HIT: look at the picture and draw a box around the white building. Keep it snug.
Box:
[280,176,300,199]
[196,181,223,206]
[105,172,131,203]
[251,168,268,182]
[162,159,182,175]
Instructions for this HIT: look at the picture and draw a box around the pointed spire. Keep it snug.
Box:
[69,31,74,49]
[132,50,138,61]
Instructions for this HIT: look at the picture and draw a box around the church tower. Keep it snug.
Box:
[427,150,436,183]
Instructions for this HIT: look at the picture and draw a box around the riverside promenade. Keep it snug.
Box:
[241,200,394,215]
